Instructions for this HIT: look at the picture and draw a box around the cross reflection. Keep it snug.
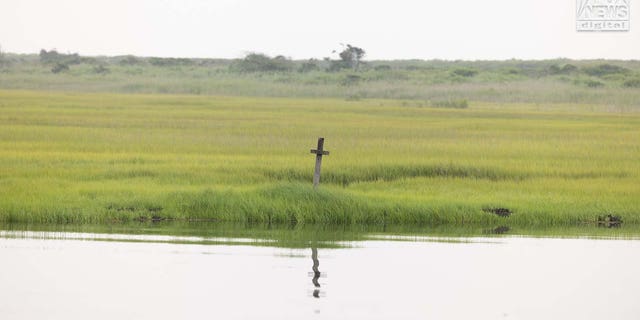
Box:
[311,247,321,298]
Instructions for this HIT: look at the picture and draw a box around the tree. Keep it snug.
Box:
[299,59,320,73]
[337,44,365,71]
[39,49,80,65]
[232,53,294,72]
[118,55,143,66]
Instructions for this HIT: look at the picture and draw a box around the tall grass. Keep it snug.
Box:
[0,90,638,225]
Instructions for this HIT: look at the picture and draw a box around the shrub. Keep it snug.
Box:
[549,64,578,75]
[374,65,392,71]
[328,60,350,72]
[505,68,519,75]
[232,53,294,72]
[623,78,640,88]
[51,62,69,73]
[93,64,110,74]
[584,64,629,77]
[341,74,362,86]
[584,79,604,88]
[298,59,319,73]
[149,57,194,67]
[548,64,561,74]
[39,49,80,65]
[451,68,478,77]
[118,55,143,66]
[561,64,578,73]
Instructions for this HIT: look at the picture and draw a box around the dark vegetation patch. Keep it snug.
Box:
[341,74,362,86]
[298,59,320,73]
[106,204,163,213]
[451,68,478,77]
[597,214,622,228]
[92,64,110,74]
[549,64,578,75]
[39,49,85,74]
[231,53,294,72]
[583,64,629,77]
[149,57,195,67]
[583,79,605,88]
[265,164,519,186]
[147,206,163,213]
[265,166,628,186]
[623,78,640,88]
[483,207,512,217]
[484,226,511,234]
[106,203,168,222]
[98,170,157,180]
[134,214,166,222]
[106,204,136,212]
[374,65,392,71]
[39,49,82,65]
[431,99,469,109]
[51,62,69,74]
[118,55,144,66]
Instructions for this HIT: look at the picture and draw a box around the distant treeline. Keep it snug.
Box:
[1,48,640,106]
[1,49,631,88]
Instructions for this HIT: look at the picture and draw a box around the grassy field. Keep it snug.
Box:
[0,89,638,225]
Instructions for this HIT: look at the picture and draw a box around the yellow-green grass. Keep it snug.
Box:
[0,90,638,225]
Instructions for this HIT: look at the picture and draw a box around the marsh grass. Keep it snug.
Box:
[0,90,639,225]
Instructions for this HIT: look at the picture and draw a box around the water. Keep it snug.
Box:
[1,226,640,319]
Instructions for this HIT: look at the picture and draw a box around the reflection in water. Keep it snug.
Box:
[484,226,511,235]
[3,222,640,248]
[2,229,640,319]
[311,247,321,298]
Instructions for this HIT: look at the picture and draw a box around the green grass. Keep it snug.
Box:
[0,90,639,225]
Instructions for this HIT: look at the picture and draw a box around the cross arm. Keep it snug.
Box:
[310,149,330,155]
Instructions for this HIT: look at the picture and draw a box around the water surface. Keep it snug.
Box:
[1,224,639,319]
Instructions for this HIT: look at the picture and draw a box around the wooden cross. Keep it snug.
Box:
[310,137,329,188]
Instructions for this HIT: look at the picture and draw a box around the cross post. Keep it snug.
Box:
[310,137,330,188]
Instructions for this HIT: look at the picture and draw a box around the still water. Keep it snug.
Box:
[1,227,639,320]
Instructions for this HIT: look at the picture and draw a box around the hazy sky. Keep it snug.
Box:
[1,0,638,60]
